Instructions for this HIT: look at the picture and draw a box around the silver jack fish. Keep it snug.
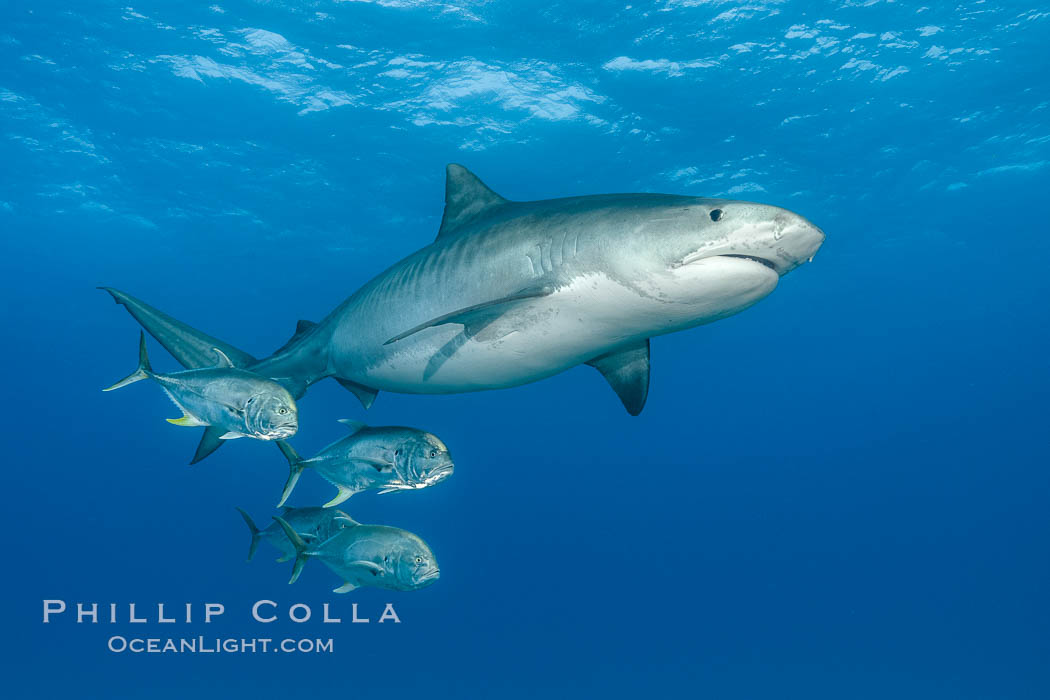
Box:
[104,331,299,451]
[275,420,453,508]
[101,163,824,427]
[236,506,356,563]
[274,515,439,594]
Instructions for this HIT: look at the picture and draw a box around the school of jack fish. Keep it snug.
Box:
[102,164,824,594]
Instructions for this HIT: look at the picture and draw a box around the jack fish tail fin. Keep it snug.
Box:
[236,507,261,562]
[273,516,312,584]
[103,331,153,391]
[275,441,307,508]
[99,287,257,370]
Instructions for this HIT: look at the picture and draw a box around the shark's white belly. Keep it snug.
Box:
[357,255,778,394]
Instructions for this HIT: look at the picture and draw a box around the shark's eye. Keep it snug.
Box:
[710,209,724,222]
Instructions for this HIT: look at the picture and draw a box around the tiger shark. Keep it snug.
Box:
[102,164,824,461]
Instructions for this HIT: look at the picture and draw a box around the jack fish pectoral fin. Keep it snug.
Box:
[383,284,554,345]
[586,339,651,417]
[350,561,385,577]
[355,457,395,472]
[333,581,358,594]
[219,431,247,440]
[190,426,226,465]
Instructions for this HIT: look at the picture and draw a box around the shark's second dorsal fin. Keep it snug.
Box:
[436,164,508,240]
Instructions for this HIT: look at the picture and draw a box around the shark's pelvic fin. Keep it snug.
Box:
[333,378,378,409]
[383,284,553,346]
[587,339,651,416]
[99,287,257,370]
[436,164,509,239]
[190,426,226,465]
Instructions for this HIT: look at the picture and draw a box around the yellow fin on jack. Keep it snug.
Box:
[167,413,205,427]
[323,486,354,509]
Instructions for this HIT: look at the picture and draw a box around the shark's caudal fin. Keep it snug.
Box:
[236,507,261,562]
[103,331,154,391]
[100,287,375,410]
[99,288,257,370]
[273,516,313,584]
[275,441,308,508]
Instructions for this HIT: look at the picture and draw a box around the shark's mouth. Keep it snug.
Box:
[675,251,781,274]
[720,254,779,273]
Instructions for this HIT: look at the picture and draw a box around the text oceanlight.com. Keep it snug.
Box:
[107,636,334,654]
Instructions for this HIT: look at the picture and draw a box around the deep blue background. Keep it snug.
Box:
[3,1,1048,697]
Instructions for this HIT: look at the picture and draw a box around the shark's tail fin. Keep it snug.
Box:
[236,507,261,562]
[275,441,308,508]
[99,287,258,371]
[103,331,153,391]
[99,287,335,403]
[273,516,312,584]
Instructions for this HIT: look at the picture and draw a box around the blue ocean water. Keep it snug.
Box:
[4,1,1049,697]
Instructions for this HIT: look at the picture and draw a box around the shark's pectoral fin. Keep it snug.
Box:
[334,378,378,409]
[586,339,651,416]
[167,412,206,427]
[190,426,226,464]
[383,284,554,346]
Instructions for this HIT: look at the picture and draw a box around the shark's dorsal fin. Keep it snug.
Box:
[270,319,318,356]
[586,339,651,416]
[436,164,508,240]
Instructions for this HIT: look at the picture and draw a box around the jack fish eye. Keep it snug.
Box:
[278,408,288,415]
[709,209,724,222]
[415,556,423,564]
[429,450,437,458]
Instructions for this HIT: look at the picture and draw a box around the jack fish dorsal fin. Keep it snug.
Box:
[586,339,651,416]
[436,164,508,240]
[212,348,235,368]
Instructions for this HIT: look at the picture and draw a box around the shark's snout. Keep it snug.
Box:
[773,212,825,275]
